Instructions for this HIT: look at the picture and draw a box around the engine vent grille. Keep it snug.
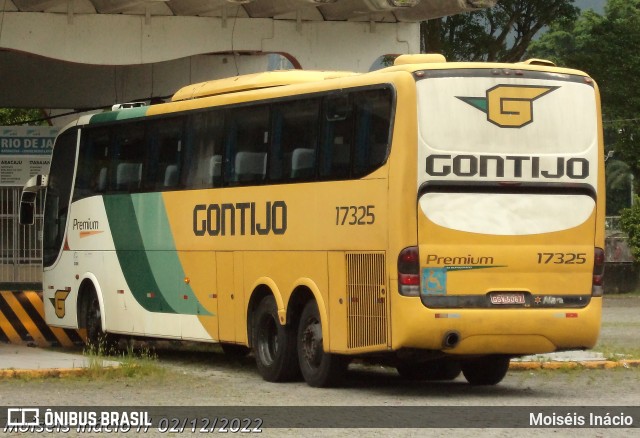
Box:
[346,252,387,349]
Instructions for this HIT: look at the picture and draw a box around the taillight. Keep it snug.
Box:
[398,246,420,297]
[592,247,605,297]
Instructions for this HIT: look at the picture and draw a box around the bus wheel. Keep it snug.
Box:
[252,295,299,382]
[396,358,461,381]
[461,355,510,385]
[220,343,250,358]
[84,290,113,352]
[297,300,348,387]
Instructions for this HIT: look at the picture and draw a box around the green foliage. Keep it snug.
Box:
[0,108,46,126]
[619,197,640,260]
[606,159,633,214]
[529,1,640,203]
[421,0,579,62]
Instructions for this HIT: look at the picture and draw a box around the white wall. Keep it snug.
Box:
[0,12,418,109]
[0,12,418,68]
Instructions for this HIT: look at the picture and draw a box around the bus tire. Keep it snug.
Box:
[297,300,348,387]
[396,358,461,381]
[83,288,115,353]
[461,355,510,385]
[252,295,300,382]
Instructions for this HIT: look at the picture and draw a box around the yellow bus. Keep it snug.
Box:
[21,54,605,387]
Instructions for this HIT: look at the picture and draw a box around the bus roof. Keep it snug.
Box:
[376,54,590,78]
[171,55,591,103]
[171,70,357,102]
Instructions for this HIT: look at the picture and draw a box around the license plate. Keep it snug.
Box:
[490,293,526,305]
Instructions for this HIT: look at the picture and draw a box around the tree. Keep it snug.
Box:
[606,159,633,214]
[528,0,640,197]
[421,0,579,62]
[0,108,47,126]
[620,197,640,260]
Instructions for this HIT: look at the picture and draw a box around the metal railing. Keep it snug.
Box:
[605,216,634,263]
[0,186,44,290]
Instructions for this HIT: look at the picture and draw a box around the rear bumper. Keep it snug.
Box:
[391,296,602,355]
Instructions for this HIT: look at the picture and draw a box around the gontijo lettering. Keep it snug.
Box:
[426,154,589,179]
[193,200,287,236]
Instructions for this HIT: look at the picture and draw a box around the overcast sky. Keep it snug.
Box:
[577,0,605,13]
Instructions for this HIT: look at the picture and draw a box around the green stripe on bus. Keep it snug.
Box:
[131,193,211,316]
[103,194,176,314]
[89,107,148,124]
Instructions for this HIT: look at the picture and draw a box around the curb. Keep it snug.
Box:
[2,360,639,379]
[509,359,640,370]
[0,368,92,379]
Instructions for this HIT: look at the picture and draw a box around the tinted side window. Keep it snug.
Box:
[270,98,320,182]
[184,111,224,189]
[353,88,392,176]
[319,88,392,179]
[226,106,270,185]
[75,127,110,200]
[320,95,353,179]
[112,123,145,192]
[147,118,184,190]
[43,129,77,267]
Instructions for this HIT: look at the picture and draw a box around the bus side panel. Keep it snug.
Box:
[242,251,329,340]
[179,250,219,342]
[327,251,348,353]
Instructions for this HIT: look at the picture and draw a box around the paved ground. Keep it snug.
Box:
[0,343,120,377]
[0,294,638,376]
[0,295,638,437]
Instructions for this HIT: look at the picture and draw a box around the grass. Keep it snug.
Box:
[82,337,165,380]
[592,342,640,362]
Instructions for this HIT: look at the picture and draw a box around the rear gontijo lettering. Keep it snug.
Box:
[426,155,589,179]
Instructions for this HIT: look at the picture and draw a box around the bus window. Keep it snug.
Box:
[320,94,353,179]
[112,123,145,192]
[184,111,224,189]
[270,98,320,182]
[319,88,392,180]
[226,105,270,185]
[353,88,392,176]
[43,129,77,267]
[147,118,184,190]
[75,127,110,199]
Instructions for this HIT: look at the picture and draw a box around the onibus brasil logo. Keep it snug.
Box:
[457,84,559,128]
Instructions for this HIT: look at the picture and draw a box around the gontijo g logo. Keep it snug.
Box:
[49,289,70,319]
[457,85,559,128]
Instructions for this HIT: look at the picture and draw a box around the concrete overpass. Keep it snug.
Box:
[0,0,496,111]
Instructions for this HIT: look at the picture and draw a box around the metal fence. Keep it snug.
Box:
[0,186,44,290]
[605,216,634,263]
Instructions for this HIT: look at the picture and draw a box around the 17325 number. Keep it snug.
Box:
[335,205,375,226]
[537,252,587,264]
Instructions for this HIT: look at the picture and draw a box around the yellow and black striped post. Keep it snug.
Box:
[0,291,83,347]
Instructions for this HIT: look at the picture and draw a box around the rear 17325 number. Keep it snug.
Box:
[335,205,375,225]
[537,252,587,264]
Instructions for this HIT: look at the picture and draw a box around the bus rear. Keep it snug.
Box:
[394,62,604,382]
